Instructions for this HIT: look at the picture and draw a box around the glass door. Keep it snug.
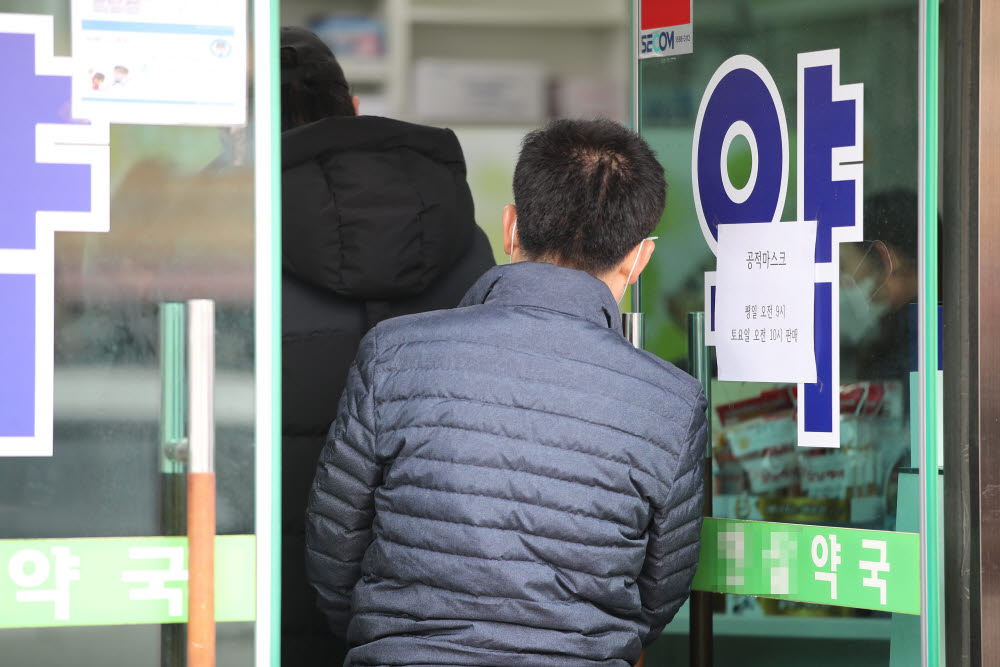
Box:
[632,1,941,665]
[0,1,278,665]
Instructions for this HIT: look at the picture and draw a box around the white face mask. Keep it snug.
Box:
[840,273,891,344]
[840,241,893,345]
[618,236,658,306]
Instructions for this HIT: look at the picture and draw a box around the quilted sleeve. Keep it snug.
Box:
[305,331,380,637]
[638,390,708,646]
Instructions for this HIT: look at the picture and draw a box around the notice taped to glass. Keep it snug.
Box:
[71,0,247,126]
[715,220,817,383]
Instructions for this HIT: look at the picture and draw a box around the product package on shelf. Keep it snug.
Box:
[713,381,906,530]
[412,59,546,124]
[712,381,905,618]
[310,15,385,61]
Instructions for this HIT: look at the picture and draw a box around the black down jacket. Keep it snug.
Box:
[306,261,708,666]
[282,115,495,665]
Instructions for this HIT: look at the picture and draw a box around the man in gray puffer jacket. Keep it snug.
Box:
[306,118,708,666]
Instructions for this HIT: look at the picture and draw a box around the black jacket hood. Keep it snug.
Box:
[282,115,477,300]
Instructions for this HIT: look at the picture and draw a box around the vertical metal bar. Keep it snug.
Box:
[160,303,186,476]
[687,312,712,667]
[631,0,639,134]
[622,310,646,667]
[386,0,410,120]
[187,299,215,667]
[187,300,215,476]
[631,0,642,315]
[622,312,645,349]
[687,313,711,454]
[977,3,1000,663]
[159,302,187,667]
[941,0,979,664]
[919,0,942,665]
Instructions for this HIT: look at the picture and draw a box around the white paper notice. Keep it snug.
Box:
[71,0,247,126]
[715,220,817,383]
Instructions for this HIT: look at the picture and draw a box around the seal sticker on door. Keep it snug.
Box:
[638,0,693,58]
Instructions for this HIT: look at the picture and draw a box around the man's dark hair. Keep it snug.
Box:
[280,27,355,131]
[864,189,918,263]
[863,187,943,279]
[512,118,666,275]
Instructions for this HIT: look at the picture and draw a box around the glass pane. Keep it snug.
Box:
[0,1,258,664]
[637,2,921,665]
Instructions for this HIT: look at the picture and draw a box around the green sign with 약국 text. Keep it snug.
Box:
[692,518,920,614]
[0,535,254,628]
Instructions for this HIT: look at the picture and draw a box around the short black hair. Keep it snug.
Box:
[512,118,666,274]
[864,189,917,262]
[863,187,943,282]
[280,27,355,130]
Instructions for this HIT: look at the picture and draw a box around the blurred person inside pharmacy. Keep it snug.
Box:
[714,189,926,533]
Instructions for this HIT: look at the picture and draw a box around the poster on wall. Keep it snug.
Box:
[638,0,693,58]
[71,0,247,126]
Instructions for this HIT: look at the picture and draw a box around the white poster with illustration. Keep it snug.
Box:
[71,0,247,126]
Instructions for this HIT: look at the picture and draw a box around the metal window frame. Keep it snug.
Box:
[253,0,281,665]
[941,0,1000,665]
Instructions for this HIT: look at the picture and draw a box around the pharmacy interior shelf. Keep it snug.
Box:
[53,366,254,426]
[663,604,893,640]
[338,58,390,85]
[280,0,630,120]
[409,0,628,27]
[695,0,917,28]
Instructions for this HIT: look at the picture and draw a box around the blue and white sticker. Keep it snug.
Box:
[0,14,110,457]
[695,49,864,449]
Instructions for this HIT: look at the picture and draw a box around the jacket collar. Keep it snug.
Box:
[460,262,623,334]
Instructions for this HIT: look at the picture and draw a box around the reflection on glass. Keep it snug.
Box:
[638,1,919,665]
[0,2,256,664]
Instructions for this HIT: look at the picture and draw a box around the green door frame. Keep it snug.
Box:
[629,1,943,665]
[253,1,282,665]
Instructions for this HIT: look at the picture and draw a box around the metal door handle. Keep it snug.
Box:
[186,299,215,667]
[622,312,645,349]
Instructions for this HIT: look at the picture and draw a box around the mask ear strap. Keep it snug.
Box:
[869,240,893,298]
[617,237,657,306]
[618,243,645,305]
[509,219,518,265]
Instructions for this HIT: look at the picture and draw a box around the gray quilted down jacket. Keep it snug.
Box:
[306,261,708,666]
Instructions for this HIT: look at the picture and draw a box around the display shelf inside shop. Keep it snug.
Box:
[663,603,893,640]
[694,0,915,29]
[54,367,254,426]
[409,0,628,27]
[338,58,390,85]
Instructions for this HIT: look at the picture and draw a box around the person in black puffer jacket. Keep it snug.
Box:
[280,26,495,666]
[306,118,707,666]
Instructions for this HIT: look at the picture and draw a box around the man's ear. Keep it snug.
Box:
[502,204,518,258]
[352,95,361,115]
[618,239,656,285]
[872,240,894,277]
